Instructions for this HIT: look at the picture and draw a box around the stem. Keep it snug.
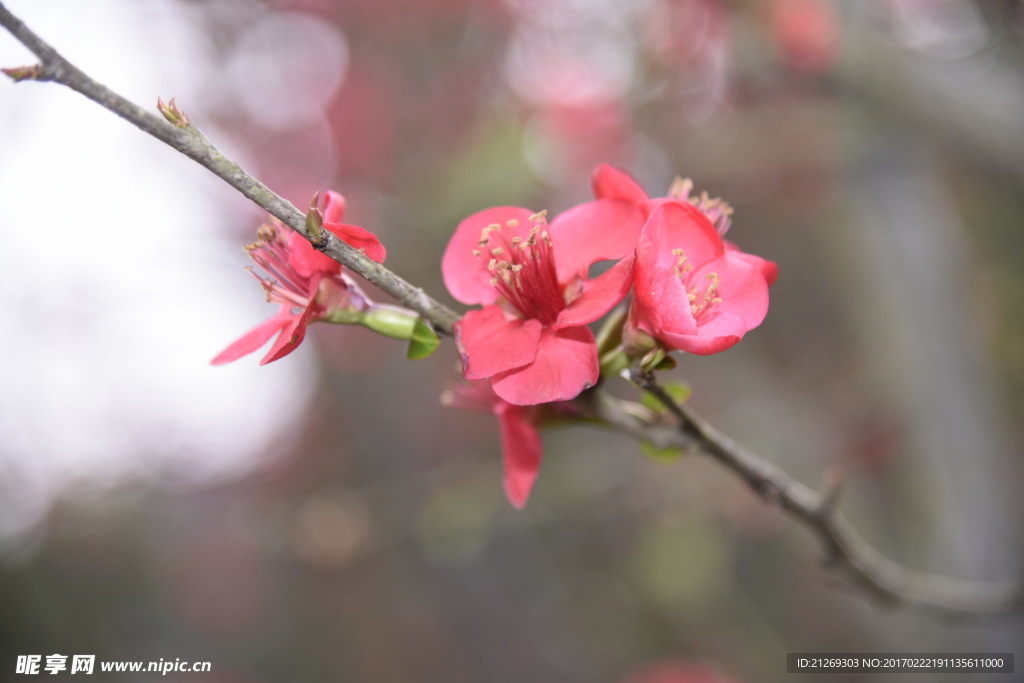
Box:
[0,2,459,336]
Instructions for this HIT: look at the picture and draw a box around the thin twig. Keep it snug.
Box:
[0,2,459,336]
[620,370,1024,618]
[3,3,1021,619]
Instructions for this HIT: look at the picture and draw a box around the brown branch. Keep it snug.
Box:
[0,2,460,336]
[611,370,1024,618]
[4,3,1021,619]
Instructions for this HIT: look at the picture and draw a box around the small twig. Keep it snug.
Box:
[620,372,1024,618]
[0,2,459,336]
[3,3,1021,619]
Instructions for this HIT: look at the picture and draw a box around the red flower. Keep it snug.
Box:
[442,206,637,405]
[629,202,771,355]
[443,381,543,508]
[212,192,385,366]
[593,164,779,284]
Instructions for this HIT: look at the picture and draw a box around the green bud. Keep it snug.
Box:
[306,192,325,245]
[2,65,41,82]
[361,304,419,339]
[156,97,190,127]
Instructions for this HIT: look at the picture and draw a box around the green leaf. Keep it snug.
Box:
[407,317,440,360]
[595,305,628,356]
[652,355,677,371]
[639,440,686,462]
[639,380,692,414]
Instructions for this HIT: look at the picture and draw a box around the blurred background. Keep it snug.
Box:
[2,0,1023,680]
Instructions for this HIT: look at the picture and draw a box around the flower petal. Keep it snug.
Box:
[726,241,779,285]
[661,310,746,355]
[288,230,341,278]
[592,163,650,207]
[495,402,543,508]
[322,190,347,223]
[697,255,771,329]
[210,306,293,366]
[549,198,646,282]
[643,201,724,270]
[490,326,598,405]
[260,273,322,364]
[456,306,542,380]
[555,256,634,328]
[442,206,538,306]
[632,262,698,338]
[259,308,313,365]
[325,222,387,264]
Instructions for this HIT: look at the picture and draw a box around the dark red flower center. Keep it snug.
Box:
[474,212,565,326]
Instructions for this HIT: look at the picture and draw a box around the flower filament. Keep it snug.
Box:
[245,223,313,309]
[475,212,565,325]
[672,248,722,321]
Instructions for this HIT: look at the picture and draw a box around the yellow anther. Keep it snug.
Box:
[491,247,504,256]
[471,249,481,257]
[507,219,519,227]
[488,258,497,271]
[479,224,500,245]
[668,176,694,200]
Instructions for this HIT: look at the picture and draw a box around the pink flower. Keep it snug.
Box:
[592,164,779,285]
[212,192,385,366]
[442,206,638,405]
[629,202,771,355]
[442,381,544,508]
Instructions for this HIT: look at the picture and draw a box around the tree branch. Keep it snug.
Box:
[0,2,460,336]
[3,3,1020,619]
[611,371,1024,618]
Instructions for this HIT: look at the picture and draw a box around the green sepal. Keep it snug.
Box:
[407,317,440,360]
[640,347,671,373]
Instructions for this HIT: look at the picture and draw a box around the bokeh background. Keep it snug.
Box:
[2,0,1023,681]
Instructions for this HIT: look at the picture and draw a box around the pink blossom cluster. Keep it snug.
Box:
[212,191,386,366]
[215,166,776,508]
[442,165,777,506]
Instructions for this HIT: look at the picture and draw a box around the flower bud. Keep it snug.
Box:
[306,192,325,246]
[156,97,190,127]
[2,65,41,82]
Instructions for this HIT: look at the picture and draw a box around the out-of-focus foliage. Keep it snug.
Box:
[3,1,1024,681]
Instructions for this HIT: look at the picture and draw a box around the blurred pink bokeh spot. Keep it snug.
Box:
[623,660,740,683]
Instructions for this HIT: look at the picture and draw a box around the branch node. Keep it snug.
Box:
[817,465,846,520]
[757,480,784,511]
